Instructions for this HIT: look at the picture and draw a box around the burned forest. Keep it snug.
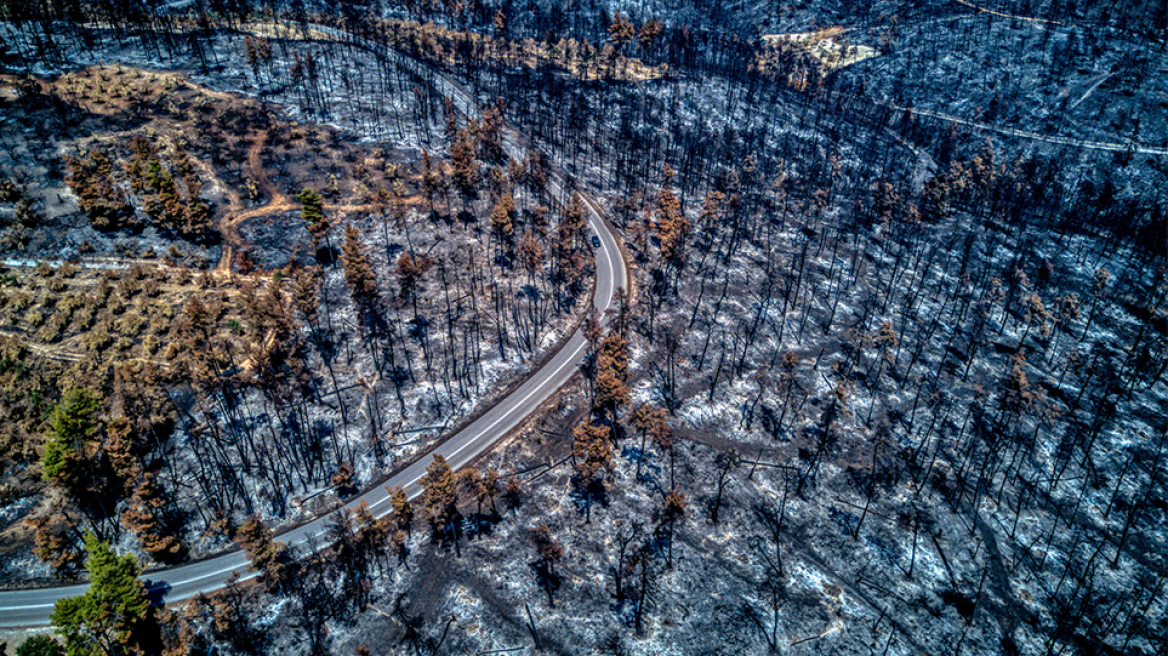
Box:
[0,0,1165,655]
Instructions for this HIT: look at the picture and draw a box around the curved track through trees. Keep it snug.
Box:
[0,24,630,629]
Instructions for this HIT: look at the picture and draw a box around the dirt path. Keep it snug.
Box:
[214,130,278,270]
[73,123,307,270]
[953,0,1064,26]
[178,77,241,103]
[209,127,411,271]
[890,103,1168,156]
[1067,73,1114,110]
[18,339,84,364]
[245,130,285,207]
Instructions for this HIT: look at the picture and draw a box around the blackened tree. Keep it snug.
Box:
[419,455,462,554]
[528,524,564,606]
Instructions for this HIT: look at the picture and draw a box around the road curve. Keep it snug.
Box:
[0,27,629,629]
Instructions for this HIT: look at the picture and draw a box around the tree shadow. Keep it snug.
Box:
[621,444,664,486]
[529,560,563,606]
[313,244,338,266]
[568,476,611,519]
[143,578,172,607]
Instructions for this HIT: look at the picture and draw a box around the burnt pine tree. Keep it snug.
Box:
[489,191,517,254]
[450,131,479,208]
[651,414,676,489]
[28,501,83,575]
[594,349,631,424]
[503,476,524,513]
[456,468,483,519]
[572,420,614,524]
[234,517,292,593]
[659,488,686,569]
[528,524,564,607]
[477,469,502,518]
[342,223,383,340]
[397,252,433,316]
[628,402,667,482]
[388,484,414,537]
[342,224,379,303]
[120,470,188,564]
[710,448,740,525]
[630,542,660,636]
[419,454,462,555]
[607,520,641,604]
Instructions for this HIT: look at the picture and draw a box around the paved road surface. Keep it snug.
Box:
[0,25,628,629]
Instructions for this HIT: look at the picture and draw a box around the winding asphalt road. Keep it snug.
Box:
[0,25,629,629]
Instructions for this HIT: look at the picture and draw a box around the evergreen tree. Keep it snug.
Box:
[16,636,64,656]
[298,187,329,249]
[41,388,100,484]
[51,533,154,656]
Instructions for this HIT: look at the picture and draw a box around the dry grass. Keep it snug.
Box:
[0,261,279,369]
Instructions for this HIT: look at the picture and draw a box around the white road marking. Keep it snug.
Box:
[0,23,629,628]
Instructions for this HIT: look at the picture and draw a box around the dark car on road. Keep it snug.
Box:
[592,234,601,249]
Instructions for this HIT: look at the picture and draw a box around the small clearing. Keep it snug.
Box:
[762,29,880,70]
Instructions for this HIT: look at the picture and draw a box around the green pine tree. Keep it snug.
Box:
[40,388,100,483]
[298,187,324,224]
[298,187,330,250]
[51,532,153,656]
[16,635,65,656]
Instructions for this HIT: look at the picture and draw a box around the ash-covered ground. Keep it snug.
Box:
[1,1,1165,654]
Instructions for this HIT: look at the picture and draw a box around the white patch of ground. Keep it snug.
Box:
[763,29,880,70]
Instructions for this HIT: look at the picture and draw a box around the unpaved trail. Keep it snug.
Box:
[890,104,1168,156]
[245,130,286,207]
[953,0,1064,26]
[215,129,286,271]
[178,77,242,102]
[0,19,632,630]
[210,127,421,271]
